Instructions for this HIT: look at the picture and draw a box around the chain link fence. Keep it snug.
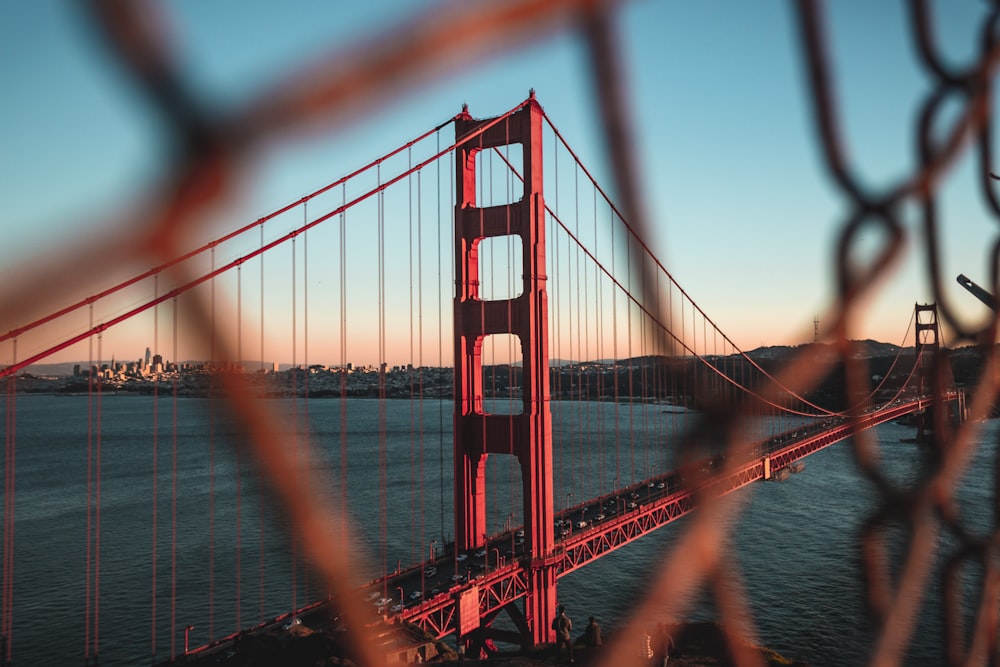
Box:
[1,1,997,665]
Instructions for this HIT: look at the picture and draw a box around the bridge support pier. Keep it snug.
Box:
[453,95,556,648]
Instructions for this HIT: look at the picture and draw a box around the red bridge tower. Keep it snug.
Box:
[453,95,556,648]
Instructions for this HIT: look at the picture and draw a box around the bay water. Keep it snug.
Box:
[1,393,994,665]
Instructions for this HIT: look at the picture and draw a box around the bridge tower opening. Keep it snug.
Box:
[453,95,556,649]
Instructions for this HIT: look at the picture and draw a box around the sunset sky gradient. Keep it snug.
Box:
[1,1,995,368]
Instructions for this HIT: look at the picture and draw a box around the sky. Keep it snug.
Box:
[1,1,996,368]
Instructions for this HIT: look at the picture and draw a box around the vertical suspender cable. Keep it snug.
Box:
[291,232,298,616]
[626,216,635,484]
[378,163,388,582]
[258,225,265,625]
[437,131,446,546]
[86,306,93,662]
[339,183,348,565]
[95,327,102,661]
[551,130,563,495]
[2,335,14,664]
[302,201,310,604]
[209,248,216,639]
[170,297,178,660]
[235,265,242,631]
[508,126,517,527]
[417,163,427,573]
[150,279,159,658]
[408,148,418,566]
[576,167,591,491]
[610,203,623,484]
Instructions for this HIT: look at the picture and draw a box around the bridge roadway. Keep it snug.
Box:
[387,396,941,640]
[180,396,941,660]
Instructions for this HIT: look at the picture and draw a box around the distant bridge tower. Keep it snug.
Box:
[913,303,963,441]
[453,95,556,649]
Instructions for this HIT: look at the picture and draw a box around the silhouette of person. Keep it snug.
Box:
[584,615,602,647]
[552,605,574,663]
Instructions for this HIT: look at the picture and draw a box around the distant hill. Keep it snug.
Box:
[746,339,904,361]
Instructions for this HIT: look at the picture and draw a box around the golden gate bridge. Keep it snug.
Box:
[0,95,968,665]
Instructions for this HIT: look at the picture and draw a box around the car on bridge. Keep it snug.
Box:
[424,566,437,577]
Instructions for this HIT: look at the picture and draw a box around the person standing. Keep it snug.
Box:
[553,605,574,663]
[584,616,602,648]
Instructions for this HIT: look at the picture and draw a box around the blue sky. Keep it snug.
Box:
[1,1,995,366]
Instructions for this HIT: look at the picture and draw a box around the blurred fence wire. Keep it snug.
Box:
[2,0,999,665]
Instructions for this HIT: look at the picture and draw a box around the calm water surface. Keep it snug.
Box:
[1,394,995,666]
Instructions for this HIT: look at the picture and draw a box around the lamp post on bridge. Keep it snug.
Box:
[429,539,437,562]
[184,625,195,655]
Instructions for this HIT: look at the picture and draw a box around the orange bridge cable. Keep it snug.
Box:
[546,193,840,417]
[0,106,527,382]
[0,115,461,347]
[545,202,843,418]
[538,111,853,409]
